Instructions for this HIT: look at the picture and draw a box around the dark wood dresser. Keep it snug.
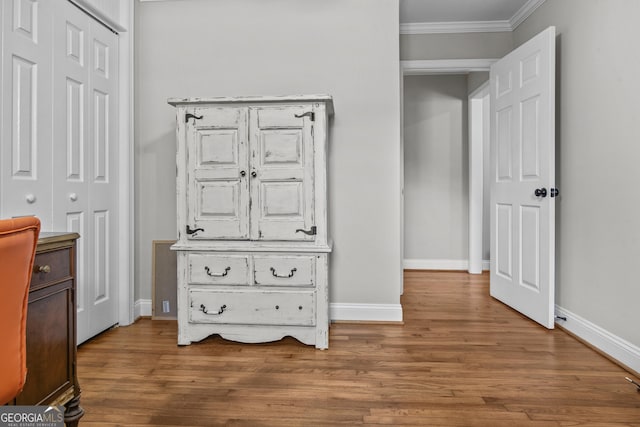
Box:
[12,232,84,426]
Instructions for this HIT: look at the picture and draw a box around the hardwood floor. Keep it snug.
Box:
[76,271,640,426]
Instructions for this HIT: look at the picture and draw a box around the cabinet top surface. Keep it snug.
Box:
[38,232,80,245]
[167,94,334,115]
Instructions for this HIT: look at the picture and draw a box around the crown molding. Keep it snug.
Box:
[400,0,547,35]
[400,20,511,35]
[510,0,547,29]
[401,59,497,75]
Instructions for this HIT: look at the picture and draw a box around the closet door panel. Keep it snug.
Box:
[53,1,91,341]
[1,0,53,224]
[85,18,119,340]
[52,1,119,343]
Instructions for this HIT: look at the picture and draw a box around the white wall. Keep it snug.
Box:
[135,0,402,310]
[514,0,640,356]
[403,75,469,265]
[401,32,512,60]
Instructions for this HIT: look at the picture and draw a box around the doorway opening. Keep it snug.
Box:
[400,59,494,293]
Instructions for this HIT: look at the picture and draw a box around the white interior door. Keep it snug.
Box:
[1,0,54,225]
[52,1,119,343]
[490,26,556,328]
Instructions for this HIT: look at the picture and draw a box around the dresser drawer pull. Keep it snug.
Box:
[204,266,231,277]
[200,304,226,315]
[35,265,51,274]
[270,267,297,278]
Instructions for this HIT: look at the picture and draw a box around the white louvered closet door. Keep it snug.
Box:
[52,1,119,343]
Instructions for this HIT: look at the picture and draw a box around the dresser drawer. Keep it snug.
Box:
[188,254,250,285]
[189,289,316,326]
[253,255,315,287]
[30,248,73,289]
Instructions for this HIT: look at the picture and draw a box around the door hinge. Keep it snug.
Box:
[185,113,203,123]
[294,111,315,122]
[295,226,317,236]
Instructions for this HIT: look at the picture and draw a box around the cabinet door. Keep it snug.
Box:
[186,107,249,240]
[249,107,315,241]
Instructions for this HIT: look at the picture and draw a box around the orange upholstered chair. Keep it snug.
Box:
[0,217,40,405]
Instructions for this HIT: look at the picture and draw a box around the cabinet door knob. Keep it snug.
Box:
[240,170,246,177]
[25,194,36,204]
[251,171,257,178]
[69,193,78,201]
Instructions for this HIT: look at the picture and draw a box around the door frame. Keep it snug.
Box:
[468,82,490,274]
[400,59,496,283]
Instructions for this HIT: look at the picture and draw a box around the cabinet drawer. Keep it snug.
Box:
[189,289,315,326]
[30,249,72,289]
[253,255,315,286]
[188,254,250,285]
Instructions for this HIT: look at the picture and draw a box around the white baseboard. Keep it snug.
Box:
[330,303,403,322]
[555,305,640,374]
[404,259,490,271]
[135,299,152,319]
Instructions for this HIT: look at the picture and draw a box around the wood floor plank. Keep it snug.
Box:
[76,271,640,426]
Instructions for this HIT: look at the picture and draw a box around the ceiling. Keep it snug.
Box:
[399,0,531,24]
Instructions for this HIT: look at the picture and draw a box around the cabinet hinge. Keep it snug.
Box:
[185,113,203,123]
[294,111,315,122]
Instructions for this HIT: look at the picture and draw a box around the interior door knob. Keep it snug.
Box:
[534,188,547,197]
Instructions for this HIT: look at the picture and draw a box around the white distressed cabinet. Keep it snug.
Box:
[168,95,333,349]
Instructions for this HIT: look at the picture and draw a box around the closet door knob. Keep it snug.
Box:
[69,193,78,201]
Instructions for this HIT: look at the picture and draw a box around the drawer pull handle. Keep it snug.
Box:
[270,267,296,278]
[200,304,226,315]
[204,266,231,277]
[35,265,51,274]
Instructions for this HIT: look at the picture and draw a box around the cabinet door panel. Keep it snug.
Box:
[250,107,314,241]
[187,107,249,239]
